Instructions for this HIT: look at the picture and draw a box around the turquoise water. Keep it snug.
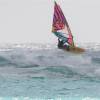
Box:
[0,44,100,100]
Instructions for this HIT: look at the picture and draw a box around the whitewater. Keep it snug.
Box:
[0,43,100,100]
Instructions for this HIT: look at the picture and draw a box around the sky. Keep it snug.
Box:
[0,0,100,44]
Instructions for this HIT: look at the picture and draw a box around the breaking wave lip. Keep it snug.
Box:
[0,43,56,51]
[0,42,100,51]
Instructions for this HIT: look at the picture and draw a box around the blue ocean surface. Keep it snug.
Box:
[0,43,100,100]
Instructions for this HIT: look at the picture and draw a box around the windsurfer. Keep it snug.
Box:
[52,1,85,53]
[58,39,63,48]
[58,39,70,51]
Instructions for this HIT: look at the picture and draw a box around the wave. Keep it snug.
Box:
[0,43,100,98]
[0,43,100,80]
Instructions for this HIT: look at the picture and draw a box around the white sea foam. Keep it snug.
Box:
[82,97,99,100]
[0,42,100,51]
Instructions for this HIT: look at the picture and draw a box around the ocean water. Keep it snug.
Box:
[0,43,100,100]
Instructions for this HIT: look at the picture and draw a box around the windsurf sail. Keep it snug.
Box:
[52,1,74,47]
